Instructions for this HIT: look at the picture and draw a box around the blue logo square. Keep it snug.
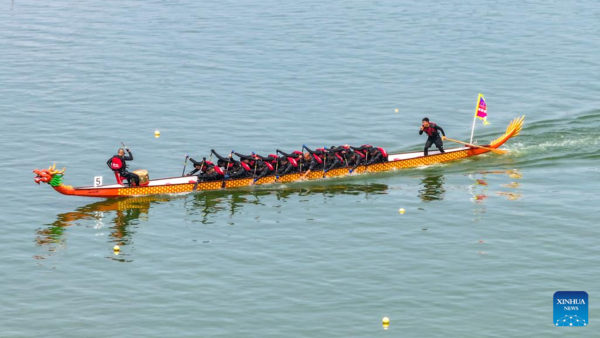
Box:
[554,291,588,327]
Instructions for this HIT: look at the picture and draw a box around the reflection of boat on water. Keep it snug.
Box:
[35,196,171,251]
[33,117,524,198]
[418,175,446,202]
[35,184,390,254]
[189,183,390,222]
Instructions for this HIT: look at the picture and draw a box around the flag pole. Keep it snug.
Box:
[469,93,481,144]
[469,115,477,144]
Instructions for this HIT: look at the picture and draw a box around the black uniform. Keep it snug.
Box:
[211,149,238,176]
[324,146,348,172]
[351,145,386,165]
[197,169,222,182]
[235,152,270,181]
[419,123,446,156]
[346,150,364,172]
[274,152,296,176]
[107,150,139,186]
[303,146,326,171]
[186,157,206,176]
[277,149,308,173]
[366,149,385,164]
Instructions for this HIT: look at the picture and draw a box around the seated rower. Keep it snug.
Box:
[367,147,387,165]
[344,145,366,173]
[107,148,140,186]
[186,156,212,176]
[277,149,305,174]
[227,160,249,178]
[211,149,238,177]
[197,165,224,182]
[324,145,358,172]
[276,156,290,176]
[235,152,271,182]
[254,153,279,179]
[226,153,254,178]
[301,145,327,177]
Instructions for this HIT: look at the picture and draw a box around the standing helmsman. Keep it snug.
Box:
[419,117,446,156]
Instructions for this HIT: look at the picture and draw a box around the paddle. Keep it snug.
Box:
[299,145,305,173]
[221,150,234,188]
[342,149,349,167]
[274,153,280,181]
[362,148,369,173]
[182,154,189,176]
[192,157,206,191]
[322,146,328,178]
[252,152,259,184]
[341,147,355,173]
[193,152,214,190]
[444,137,507,154]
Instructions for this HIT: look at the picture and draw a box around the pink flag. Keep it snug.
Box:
[475,94,489,125]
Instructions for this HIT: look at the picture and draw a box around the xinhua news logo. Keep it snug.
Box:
[554,291,588,327]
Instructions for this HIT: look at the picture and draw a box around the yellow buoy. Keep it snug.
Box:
[382,317,390,325]
[113,245,120,252]
[394,108,399,113]
[154,130,160,138]
[398,208,405,214]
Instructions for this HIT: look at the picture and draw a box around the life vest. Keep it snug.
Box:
[196,161,214,172]
[288,157,298,167]
[360,145,373,157]
[241,162,252,171]
[355,150,366,159]
[214,166,225,175]
[377,147,388,158]
[264,162,274,171]
[423,123,439,137]
[268,154,279,163]
[313,153,323,164]
[292,151,303,156]
[108,156,123,170]
[335,152,345,163]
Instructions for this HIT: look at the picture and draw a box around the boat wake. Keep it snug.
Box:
[499,109,600,167]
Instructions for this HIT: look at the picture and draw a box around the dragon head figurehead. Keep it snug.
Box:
[34,163,66,186]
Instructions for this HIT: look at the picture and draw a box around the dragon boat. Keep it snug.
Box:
[33,116,524,199]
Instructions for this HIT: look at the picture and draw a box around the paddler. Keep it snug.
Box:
[186,156,210,176]
[107,148,140,186]
[277,149,305,175]
[197,165,223,182]
[234,152,271,182]
[365,147,388,164]
[345,146,366,172]
[276,149,302,175]
[323,145,348,172]
[420,117,446,156]
[301,145,326,177]
[350,145,388,165]
[211,149,237,177]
